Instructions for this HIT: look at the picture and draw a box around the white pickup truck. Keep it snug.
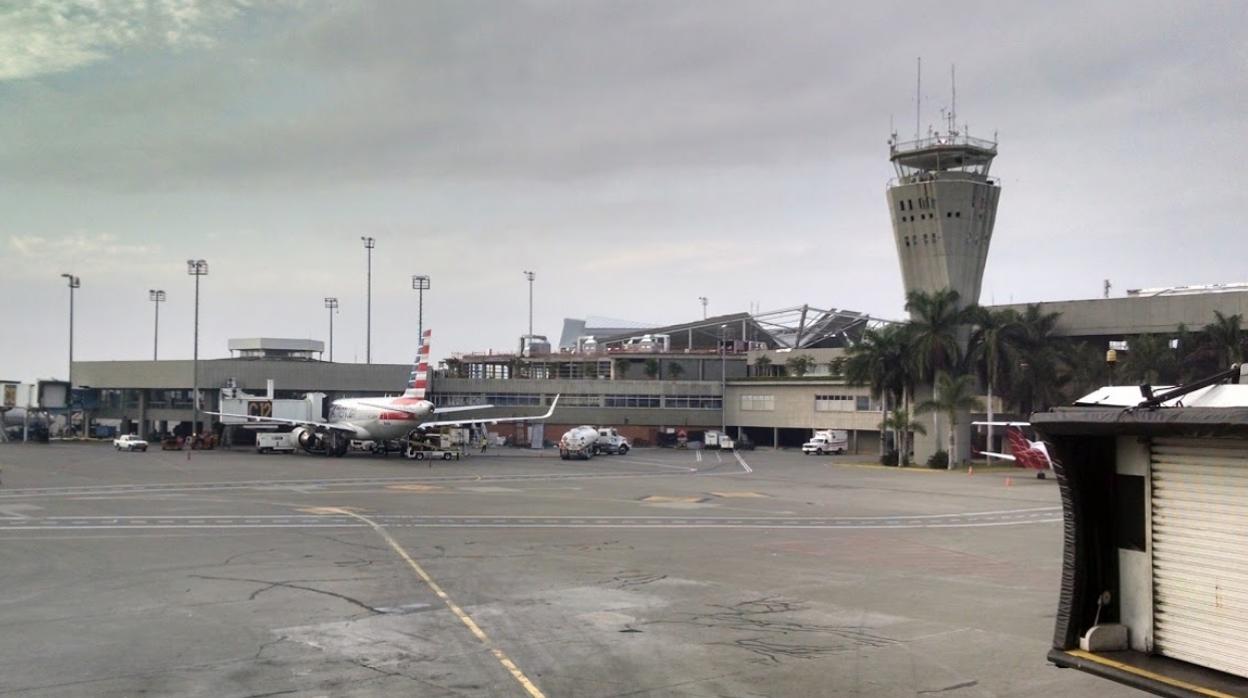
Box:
[113,434,149,452]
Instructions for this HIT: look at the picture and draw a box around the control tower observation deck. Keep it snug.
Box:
[886,131,1000,306]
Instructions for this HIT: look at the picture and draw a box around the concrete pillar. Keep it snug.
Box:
[772,427,779,448]
[851,429,857,454]
[138,390,148,439]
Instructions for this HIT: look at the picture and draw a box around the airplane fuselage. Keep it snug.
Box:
[325,397,434,442]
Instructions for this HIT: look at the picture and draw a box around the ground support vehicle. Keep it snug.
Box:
[114,434,148,452]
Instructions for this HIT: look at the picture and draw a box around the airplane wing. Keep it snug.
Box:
[417,395,560,429]
[355,402,496,415]
[977,450,1017,462]
[433,404,496,415]
[205,411,358,434]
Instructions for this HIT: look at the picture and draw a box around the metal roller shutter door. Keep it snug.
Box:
[1151,436,1248,679]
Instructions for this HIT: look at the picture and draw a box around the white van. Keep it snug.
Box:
[801,429,849,455]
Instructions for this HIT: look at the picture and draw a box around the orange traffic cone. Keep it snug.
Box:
[968,465,974,476]
[1005,476,1013,487]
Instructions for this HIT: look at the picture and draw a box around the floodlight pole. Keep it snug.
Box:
[324,297,339,362]
[149,289,166,360]
[186,260,209,439]
[523,271,535,339]
[412,275,430,341]
[60,274,80,388]
[720,323,728,435]
[361,236,375,363]
[699,296,708,320]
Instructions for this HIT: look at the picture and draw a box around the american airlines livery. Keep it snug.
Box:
[210,329,558,456]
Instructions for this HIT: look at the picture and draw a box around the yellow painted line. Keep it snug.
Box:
[641,495,704,503]
[1065,649,1238,698]
[709,491,769,499]
[384,483,443,492]
[329,508,546,698]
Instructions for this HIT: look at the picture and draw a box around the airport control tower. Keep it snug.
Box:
[887,119,1000,464]
[886,129,1000,304]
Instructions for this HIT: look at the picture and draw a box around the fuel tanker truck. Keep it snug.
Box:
[559,425,599,460]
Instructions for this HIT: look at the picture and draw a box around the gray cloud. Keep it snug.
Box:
[2,1,1246,382]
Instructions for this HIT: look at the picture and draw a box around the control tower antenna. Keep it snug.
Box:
[950,64,957,135]
[915,57,921,140]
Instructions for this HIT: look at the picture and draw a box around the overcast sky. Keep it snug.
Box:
[2,1,1245,383]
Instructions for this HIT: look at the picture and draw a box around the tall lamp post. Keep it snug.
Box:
[60,274,80,388]
[720,323,728,436]
[149,289,166,360]
[186,260,208,438]
[523,270,535,340]
[324,297,339,362]
[699,296,708,320]
[361,236,375,363]
[411,275,430,341]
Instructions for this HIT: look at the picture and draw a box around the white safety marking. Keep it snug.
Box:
[695,451,703,463]
[734,451,753,473]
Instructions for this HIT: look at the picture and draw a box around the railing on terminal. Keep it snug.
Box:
[889,132,997,156]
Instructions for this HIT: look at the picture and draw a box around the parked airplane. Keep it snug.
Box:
[972,421,1054,478]
[210,330,559,456]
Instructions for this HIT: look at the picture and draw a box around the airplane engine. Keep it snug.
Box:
[291,426,322,453]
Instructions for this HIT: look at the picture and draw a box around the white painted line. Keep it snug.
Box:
[695,451,703,463]
[733,451,753,473]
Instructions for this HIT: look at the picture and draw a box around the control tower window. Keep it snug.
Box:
[898,201,905,212]
[955,211,961,218]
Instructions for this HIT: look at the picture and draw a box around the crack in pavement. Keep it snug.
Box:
[189,574,382,614]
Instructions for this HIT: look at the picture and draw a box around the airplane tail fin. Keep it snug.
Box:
[1004,426,1029,455]
[403,329,432,399]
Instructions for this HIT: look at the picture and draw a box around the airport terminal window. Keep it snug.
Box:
[855,396,872,411]
[438,393,488,407]
[740,394,775,411]
[665,394,721,409]
[486,393,541,406]
[553,394,603,407]
[814,394,855,412]
[604,394,661,408]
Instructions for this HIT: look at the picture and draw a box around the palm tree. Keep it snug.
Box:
[1120,334,1179,385]
[845,324,913,456]
[667,362,685,379]
[969,307,1023,410]
[905,289,978,382]
[1202,312,1244,370]
[915,372,984,468]
[1063,341,1109,400]
[1009,304,1068,414]
[880,408,927,466]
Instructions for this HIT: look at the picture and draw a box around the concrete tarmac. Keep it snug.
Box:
[0,443,1139,697]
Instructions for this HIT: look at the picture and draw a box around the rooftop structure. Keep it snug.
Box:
[226,338,325,360]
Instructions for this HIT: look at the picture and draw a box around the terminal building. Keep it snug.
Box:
[58,119,1248,453]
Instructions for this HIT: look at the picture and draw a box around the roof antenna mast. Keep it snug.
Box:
[950,64,957,134]
[915,57,921,140]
